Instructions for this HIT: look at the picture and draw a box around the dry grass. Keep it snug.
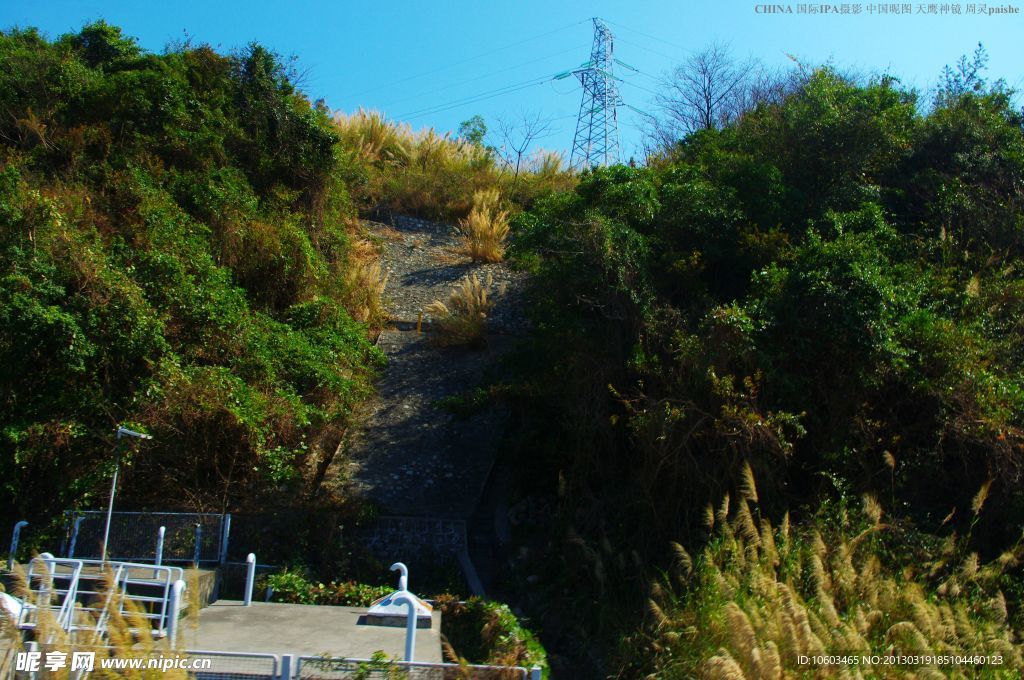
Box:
[333,108,410,166]
[332,108,576,221]
[425,273,502,347]
[458,189,510,263]
[343,237,389,324]
[2,560,194,680]
[642,480,1024,678]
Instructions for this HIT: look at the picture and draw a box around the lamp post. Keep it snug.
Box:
[102,426,152,562]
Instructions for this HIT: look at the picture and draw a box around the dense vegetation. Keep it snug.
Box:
[5,18,1023,678]
[0,23,383,537]
[506,64,1024,674]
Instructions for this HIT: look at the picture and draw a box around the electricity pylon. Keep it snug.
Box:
[563,18,623,170]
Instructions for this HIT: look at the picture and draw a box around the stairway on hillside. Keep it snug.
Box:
[342,214,526,595]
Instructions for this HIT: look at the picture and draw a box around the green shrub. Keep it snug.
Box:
[0,24,382,536]
[263,570,392,606]
[435,595,548,674]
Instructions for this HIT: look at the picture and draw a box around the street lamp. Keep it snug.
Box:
[101,426,152,562]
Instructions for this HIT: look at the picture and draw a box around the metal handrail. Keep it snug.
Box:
[297,655,531,678]
[20,555,85,635]
[74,560,184,636]
[17,557,184,640]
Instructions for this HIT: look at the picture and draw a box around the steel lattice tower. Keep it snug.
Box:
[569,18,622,170]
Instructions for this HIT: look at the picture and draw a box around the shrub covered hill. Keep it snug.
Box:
[0,23,388,533]
[4,18,1024,677]
[506,67,1024,673]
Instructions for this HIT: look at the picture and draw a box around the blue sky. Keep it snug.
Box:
[3,1,1021,160]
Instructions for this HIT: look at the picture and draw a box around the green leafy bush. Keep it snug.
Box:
[263,569,391,606]
[435,595,548,674]
[0,24,382,539]
[507,62,1024,672]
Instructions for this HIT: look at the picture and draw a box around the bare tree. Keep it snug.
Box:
[645,43,804,154]
[656,43,754,135]
[494,110,556,184]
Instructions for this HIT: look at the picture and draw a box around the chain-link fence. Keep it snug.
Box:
[216,561,278,601]
[62,512,229,564]
[296,656,529,680]
[1,648,534,680]
[185,651,279,680]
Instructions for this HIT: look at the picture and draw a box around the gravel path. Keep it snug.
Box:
[345,215,526,519]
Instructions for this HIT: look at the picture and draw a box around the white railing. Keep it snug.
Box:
[13,556,186,641]
[297,655,539,679]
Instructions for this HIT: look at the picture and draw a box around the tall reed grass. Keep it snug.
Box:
[425,273,502,348]
[333,109,575,220]
[458,189,510,263]
[1,561,197,680]
[637,475,1024,678]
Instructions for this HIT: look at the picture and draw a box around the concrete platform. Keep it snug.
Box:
[183,601,443,662]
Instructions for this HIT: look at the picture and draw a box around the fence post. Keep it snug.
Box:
[390,561,409,591]
[156,526,166,566]
[393,593,417,662]
[25,640,39,680]
[244,553,256,606]
[167,579,186,646]
[67,515,83,558]
[192,523,202,566]
[8,521,28,570]
[59,512,68,557]
[37,553,54,605]
[219,513,231,566]
[530,665,542,680]
[279,654,294,680]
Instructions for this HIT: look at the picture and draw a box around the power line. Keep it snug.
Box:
[394,73,560,121]
[619,79,661,98]
[376,43,590,112]
[604,20,691,55]
[344,20,588,100]
[614,36,683,64]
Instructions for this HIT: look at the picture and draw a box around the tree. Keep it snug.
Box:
[495,110,555,184]
[457,114,488,146]
[933,42,1005,108]
[655,43,754,136]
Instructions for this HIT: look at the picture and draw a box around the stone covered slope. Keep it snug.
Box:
[346,215,525,519]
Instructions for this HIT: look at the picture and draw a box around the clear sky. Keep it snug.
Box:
[3,1,1021,161]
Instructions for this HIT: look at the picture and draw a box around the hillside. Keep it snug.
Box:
[0,23,383,532]
[2,20,1024,679]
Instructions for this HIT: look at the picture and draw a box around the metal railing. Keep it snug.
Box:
[12,556,186,642]
[73,559,185,636]
[297,656,536,680]
[17,555,83,634]
[185,650,281,680]
[2,648,538,680]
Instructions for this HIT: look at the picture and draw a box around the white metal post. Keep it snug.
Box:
[192,524,202,565]
[393,592,417,662]
[530,665,542,679]
[37,553,54,606]
[8,521,27,570]
[156,526,166,566]
[219,513,232,566]
[168,579,186,646]
[67,515,83,558]
[244,553,256,606]
[101,445,122,563]
[390,562,409,591]
[103,426,152,562]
